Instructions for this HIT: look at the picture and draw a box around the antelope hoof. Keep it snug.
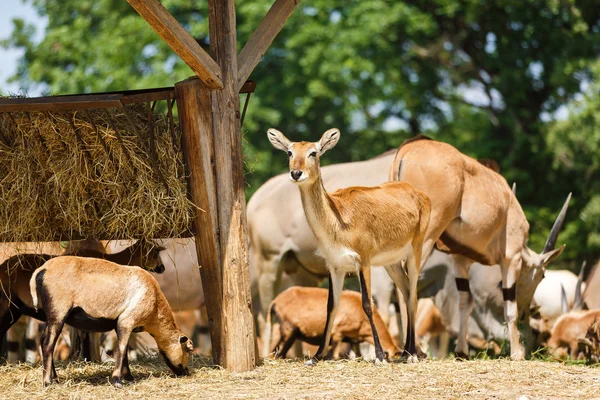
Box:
[112,377,123,388]
[304,358,319,367]
[511,351,525,361]
[454,352,469,361]
[374,358,388,365]
[406,355,419,364]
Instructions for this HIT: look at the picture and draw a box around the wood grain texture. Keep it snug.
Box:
[175,78,223,358]
[237,0,300,91]
[208,0,257,372]
[127,0,223,89]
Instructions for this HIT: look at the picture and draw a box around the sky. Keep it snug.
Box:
[0,0,47,95]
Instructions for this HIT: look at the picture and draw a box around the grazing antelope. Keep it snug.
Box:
[268,128,431,364]
[415,298,449,359]
[264,287,400,359]
[548,307,599,360]
[30,257,193,387]
[390,136,571,360]
[0,239,165,348]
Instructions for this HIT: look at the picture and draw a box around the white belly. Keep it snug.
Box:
[317,244,361,273]
[371,244,412,266]
[317,243,412,272]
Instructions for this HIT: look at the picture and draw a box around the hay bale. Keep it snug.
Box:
[0,102,194,242]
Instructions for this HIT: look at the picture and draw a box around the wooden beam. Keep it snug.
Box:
[127,0,223,89]
[236,0,300,91]
[208,0,257,371]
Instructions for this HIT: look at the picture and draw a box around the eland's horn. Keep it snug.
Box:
[574,261,587,311]
[561,284,569,315]
[512,182,516,195]
[542,193,572,254]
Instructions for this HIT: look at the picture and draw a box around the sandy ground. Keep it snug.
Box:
[1,357,599,399]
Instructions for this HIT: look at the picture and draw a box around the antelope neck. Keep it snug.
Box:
[297,172,342,242]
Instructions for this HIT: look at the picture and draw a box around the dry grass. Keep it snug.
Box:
[1,356,600,399]
[0,104,193,242]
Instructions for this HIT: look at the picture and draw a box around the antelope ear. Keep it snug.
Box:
[539,244,566,266]
[317,128,340,154]
[267,128,291,151]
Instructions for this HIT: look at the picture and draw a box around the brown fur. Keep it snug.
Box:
[416,298,446,338]
[264,287,400,359]
[0,241,165,366]
[390,137,569,360]
[30,256,192,387]
[548,310,600,359]
[268,128,431,362]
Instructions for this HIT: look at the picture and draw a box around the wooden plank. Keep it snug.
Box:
[240,80,257,94]
[174,78,224,360]
[127,0,223,89]
[0,95,123,112]
[236,0,300,91]
[208,0,257,372]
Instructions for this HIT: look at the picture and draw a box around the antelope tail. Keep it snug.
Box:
[30,267,46,312]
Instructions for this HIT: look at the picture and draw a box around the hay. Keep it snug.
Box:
[0,103,194,242]
[1,357,599,399]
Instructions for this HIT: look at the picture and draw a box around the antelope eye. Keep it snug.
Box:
[309,152,317,158]
[287,151,292,157]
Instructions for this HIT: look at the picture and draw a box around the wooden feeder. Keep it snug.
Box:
[0,0,299,372]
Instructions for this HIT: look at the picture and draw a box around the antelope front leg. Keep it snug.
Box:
[452,255,474,360]
[501,263,524,361]
[358,266,386,362]
[305,270,344,366]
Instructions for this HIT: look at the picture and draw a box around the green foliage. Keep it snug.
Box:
[2,0,600,267]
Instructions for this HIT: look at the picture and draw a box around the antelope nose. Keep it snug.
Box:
[290,170,303,181]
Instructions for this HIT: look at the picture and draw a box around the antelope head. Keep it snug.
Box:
[268,128,340,184]
[516,193,571,312]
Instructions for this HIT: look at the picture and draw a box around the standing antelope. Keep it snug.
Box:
[390,136,571,360]
[268,128,431,363]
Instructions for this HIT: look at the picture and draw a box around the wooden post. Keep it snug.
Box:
[206,0,256,371]
[174,78,225,364]
[131,0,300,372]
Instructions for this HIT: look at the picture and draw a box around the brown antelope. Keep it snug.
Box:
[263,287,401,359]
[248,150,400,357]
[268,128,431,364]
[390,136,570,360]
[0,239,165,348]
[30,257,193,387]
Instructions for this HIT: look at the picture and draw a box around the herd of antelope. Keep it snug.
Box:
[1,129,596,387]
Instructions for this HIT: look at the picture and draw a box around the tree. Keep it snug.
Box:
[3,0,600,266]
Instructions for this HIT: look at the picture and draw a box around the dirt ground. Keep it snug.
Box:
[1,356,599,399]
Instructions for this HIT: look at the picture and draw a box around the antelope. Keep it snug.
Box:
[263,287,400,359]
[548,288,595,359]
[248,149,400,357]
[415,298,450,359]
[267,128,431,364]
[30,256,193,387]
[390,135,571,360]
[0,239,165,348]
